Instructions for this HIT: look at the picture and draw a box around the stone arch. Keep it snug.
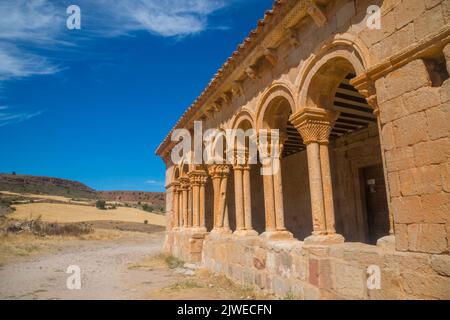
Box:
[255,83,296,132]
[296,37,370,111]
[231,109,255,131]
[173,166,181,181]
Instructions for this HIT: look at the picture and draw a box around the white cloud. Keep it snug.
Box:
[145,179,164,186]
[0,106,43,127]
[0,0,233,82]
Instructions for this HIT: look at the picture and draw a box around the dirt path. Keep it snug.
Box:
[0,232,181,299]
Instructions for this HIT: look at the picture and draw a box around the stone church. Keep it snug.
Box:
[156,0,450,299]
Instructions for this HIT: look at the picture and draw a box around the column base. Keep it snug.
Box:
[233,229,259,237]
[210,228,232,235]
[304,233,345,245]
[260,230,293,240]
[190,227,207,233]
[376,234,396,249]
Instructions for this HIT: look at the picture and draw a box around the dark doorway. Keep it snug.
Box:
[361,164,390,244]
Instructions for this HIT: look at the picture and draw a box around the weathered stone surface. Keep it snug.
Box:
[431,254,450,276]
[332,263,366,298]
[407,224,448,254]
[384,60,431,99]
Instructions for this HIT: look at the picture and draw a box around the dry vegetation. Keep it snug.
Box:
[10,203,166,226]
[129,253,274,300]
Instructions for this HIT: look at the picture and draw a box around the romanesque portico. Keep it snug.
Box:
[158,0,450,299]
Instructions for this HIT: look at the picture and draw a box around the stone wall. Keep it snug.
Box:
[376,50,450,254]
[200,234,450,299]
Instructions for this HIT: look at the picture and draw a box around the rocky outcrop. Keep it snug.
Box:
[0,174,96,199]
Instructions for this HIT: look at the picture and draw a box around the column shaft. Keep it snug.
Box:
[211,177,221,229]
[262,168,276,231]
[192,184,200,228]
[272,158,286,231]
[242,167,253,230]
[173,189,179,228]
[319,143,336,234]
[182,188,188,228]
[233,167,245,231]
[306,142,326,235]
[199,184,206,229]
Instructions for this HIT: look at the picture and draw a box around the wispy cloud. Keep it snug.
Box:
[0,0,64,81]
[0,106,43,127]
[0,0,233,82]
[145,179,165,186]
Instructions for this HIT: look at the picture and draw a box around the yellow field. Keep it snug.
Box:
[0,191,91,205]
[10,203,166,226]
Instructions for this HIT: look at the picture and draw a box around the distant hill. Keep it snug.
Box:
[0,174,97,199]
[98,191,165,207]
[0,174,165,210]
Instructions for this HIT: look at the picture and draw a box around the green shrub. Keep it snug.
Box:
[142,204,154,212]
[165,255,184,269]
[95,200,106,210]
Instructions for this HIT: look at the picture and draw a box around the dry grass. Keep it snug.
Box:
[10,203,165,226]
[134,252,273,300]
[0,191,90,204]
[0,226,148,265]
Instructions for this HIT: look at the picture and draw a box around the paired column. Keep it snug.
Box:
[258,132,293,240]
[290,107,344,244]
[179,177,190,229]
[171,182,181,229]
[188,170,208,232]
[208,164,231,234]
[232,162,257,236]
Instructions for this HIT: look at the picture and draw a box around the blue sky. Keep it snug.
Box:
[0,0,273,192]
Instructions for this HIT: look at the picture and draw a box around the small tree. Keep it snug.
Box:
[96,200,106,210]
[142,204,154,213]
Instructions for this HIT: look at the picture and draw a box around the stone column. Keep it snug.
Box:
[233,164,245,232]
[199,175,207,231]
[189,170,208,232]
[290,107,344,244]
[258,132,292,240]
[188,185,193,228]
[179,177,189,229]
[172,182,180,229]
[242,164,257,235]
[208,164,231,234]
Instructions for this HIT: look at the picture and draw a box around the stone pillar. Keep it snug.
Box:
[179,177,189,229]
[290,107,344,244]
[242,165,257,235]
[189,170,208,232]
[172,182,180,229]
[233,164,245,232]
[233,163,258,236]
[188,185,193,228]
[258,132,292,240]
[208,164,231,234]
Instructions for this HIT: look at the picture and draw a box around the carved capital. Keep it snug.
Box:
[208,164,230,179]
[178,177,190,190]
[188,170,208,186]
[289,108,339,145]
